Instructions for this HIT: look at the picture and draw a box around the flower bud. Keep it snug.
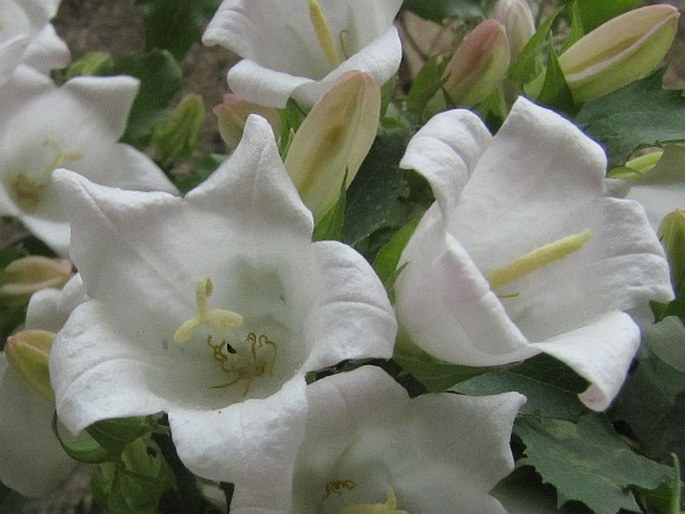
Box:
[213,94,281,152]
[557,4,680,103]
[442,20,510,107]
[0,256,73,300]
[151,94,206,164]
[285,71,381,222]
[659,209,685,295]
[492,0,536,61]
[5,329,54,401]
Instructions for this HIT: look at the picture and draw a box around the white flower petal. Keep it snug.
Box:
[50,114,395,496]
[535,311,641,411]
[203,0,402,107]
[171,376,308,512]
[294,366,525,513]
[303,241,397,370]
[399,107,492,217]
[396,97,673,410]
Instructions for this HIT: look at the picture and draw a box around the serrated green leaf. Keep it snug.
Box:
[576,69,685,167]
[107,50,182,146]
[401,0,482,23]
[342,129,412,245]
[516,413,675,514]
[137,0,220,60]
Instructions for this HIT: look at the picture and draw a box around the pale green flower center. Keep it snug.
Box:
[11,139,83,212]
[174,276,278,395]
[486,229,593,292]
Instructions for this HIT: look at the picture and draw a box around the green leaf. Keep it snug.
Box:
[560,1,585,53]
[453,370,587,422]
[610,352,685,467]
[516,413,675,514]
[574,0,642,33]
[136,0,220,60]
[174,154,224,194]
[87,417,168,459]
[400,0,482,23]
[576,69,685,167]
[393,351,485,393]
[372,214,420,286]
[453,354,588,421]
[342,129,412,245]
[510,8,562,83]
[107,50,182,146]
[405,55,447,119]
[534,44,575,115]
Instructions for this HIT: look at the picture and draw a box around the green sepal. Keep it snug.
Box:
[312,172,347,242]
[510,8,562,83]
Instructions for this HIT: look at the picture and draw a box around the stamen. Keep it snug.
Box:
[309,0,341,67]
[208,332,278,395]
[323,479,357,499]
[486,229,593,290]
[341,488,408,514]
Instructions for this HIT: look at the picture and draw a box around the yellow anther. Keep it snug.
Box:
[341,488,408,514]
[309,0,342,67]
[173,276,243,344]
[486,229,593,290]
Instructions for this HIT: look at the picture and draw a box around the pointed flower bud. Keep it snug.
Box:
[5,329,54,401]
[151,94,206,164]
[492,0,536,61]
[557,4,680,103]
[659,209,685,295]
[213,94,281,152]
[442,20,510,107]
[284,71,381,222]
[0,256,73,300]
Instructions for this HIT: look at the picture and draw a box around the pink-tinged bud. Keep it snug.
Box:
[0,256,73,300]
[558,4,680,103]
[442,20,511,107]
[285,71,381,222]
[492,0,536,61]
[213,94,281,151]
[5,329,54,401]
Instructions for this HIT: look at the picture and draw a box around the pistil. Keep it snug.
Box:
[486,229,593,290]
[309,0,342,67]
[10,139,83,213]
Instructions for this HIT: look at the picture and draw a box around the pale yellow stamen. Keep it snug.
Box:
[341,488,408,514]
[486,229,593,290]
[11,139,83,213]
[309,0,341,67]
[173,276,243,343]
